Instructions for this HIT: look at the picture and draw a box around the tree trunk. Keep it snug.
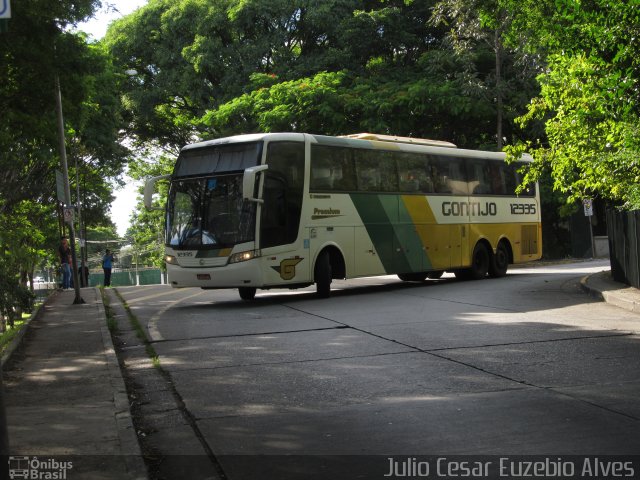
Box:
[495,29,503,150]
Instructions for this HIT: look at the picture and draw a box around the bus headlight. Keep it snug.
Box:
[165,255,178,265]
[229,250,260,264]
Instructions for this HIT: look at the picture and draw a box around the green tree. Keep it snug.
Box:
[125,153,175,268]
[430,0,545,150]
[105,0,458,144]
[106,0,540,151]
[1,0,130,317]
[203,55,518,148]
[507,0,640,210]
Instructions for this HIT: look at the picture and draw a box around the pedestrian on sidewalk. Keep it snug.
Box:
[58,236,72,290]
[102,249,114,287]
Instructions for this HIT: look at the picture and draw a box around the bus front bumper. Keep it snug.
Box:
[166,260,263,288]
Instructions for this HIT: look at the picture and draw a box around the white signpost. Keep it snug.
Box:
[583,198,595,257]
[0,0,11,19]
[63,207,75,225]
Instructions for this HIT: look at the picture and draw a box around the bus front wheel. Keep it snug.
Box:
[315,251,332,298]
[239,287,257,300]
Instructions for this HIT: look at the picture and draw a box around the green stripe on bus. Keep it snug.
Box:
[350,194,428,274]
[398,197,433,272]
[350,194,396,273]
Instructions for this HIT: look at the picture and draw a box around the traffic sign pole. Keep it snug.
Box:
[583,198,595,258]
[55,73,84,305]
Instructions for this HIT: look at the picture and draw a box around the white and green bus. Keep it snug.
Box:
[145,132,541,300]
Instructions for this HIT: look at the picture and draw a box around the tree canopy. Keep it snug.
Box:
[0,0,131,326]
[105,0,537,150]
[505,0,640,209]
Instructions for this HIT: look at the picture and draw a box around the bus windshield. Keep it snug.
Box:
[167,174,256,248]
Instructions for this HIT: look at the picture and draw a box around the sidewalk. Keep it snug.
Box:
[1,288,147,480]
[581,269,640,314]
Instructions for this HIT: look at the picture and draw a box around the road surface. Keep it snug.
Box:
[115,260,640,479]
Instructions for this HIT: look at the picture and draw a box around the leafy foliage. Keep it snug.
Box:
[106,0,538,150]
[0,0,130,319]
[125,154,175,268]
[506,0,640,210]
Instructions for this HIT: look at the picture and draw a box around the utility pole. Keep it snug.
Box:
[74,157,87,287]
[55,73,84,304]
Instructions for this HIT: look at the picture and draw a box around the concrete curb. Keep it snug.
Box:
[1,290,56,369]
[95,287,148,480]
[580,272,640,314]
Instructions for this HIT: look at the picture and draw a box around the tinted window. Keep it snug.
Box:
[310,144,534,197]
[261,142,305,248]
[467,159,535,196]
[428,156,467,195]
[175,142,262,177]
[397,153,431,193]
[354,150,399,192]
[310,145,357,191]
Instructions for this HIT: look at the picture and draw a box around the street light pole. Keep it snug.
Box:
[55,73,84,305]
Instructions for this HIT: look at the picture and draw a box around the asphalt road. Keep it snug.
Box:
[116,259,640,479]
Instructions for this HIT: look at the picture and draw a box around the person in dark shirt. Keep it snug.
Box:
[58,237,71,289]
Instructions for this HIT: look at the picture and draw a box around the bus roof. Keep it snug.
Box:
[181,133,305,152]
[339,133,457,148]
[180,133,532,163]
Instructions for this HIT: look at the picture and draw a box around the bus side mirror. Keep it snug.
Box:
[243,165,269,204]
[144,174,171,210]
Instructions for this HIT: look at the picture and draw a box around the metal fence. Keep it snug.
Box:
[88,268,167,287]
[606,208,640,288]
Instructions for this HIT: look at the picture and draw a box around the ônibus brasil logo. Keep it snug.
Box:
[8,456,73,479]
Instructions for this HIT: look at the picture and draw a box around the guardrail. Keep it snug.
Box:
[606,208,640,288]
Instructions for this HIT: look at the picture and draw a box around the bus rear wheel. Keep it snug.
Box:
[427,270,444,279]
[456,243,489,280]
[314,251,332,298]
[489,242,509,278]
[238,287,256,300]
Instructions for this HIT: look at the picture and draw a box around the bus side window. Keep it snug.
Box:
[354,149,399,192]
[505,163,518,195]
[447,158,468,195]
[488,163,506,195]
[355,150,378,191]
[311,146,333,190]
[311,163,333,190]
[467,160,490,195]
[310,145,357,192]
[330,149,357,191]
[397,153,428,193]
[429,157,453,194]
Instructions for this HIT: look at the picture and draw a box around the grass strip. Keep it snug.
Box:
[100,287,119,333]
[0,318,26,355]
[113,289,160,368]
